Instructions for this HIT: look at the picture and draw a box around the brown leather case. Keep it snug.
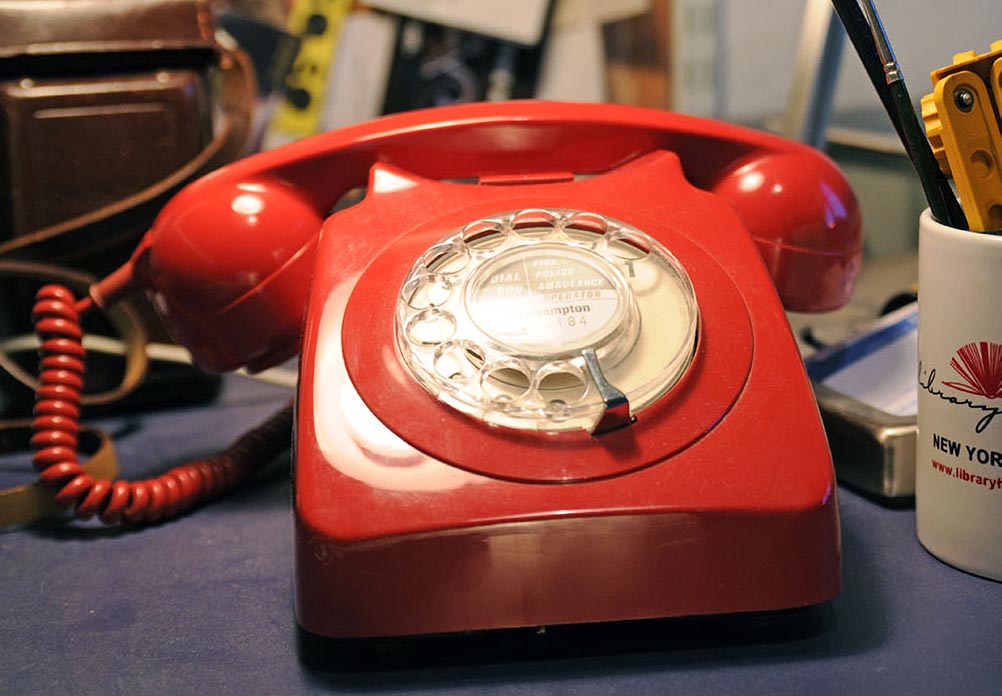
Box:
[1,71,210,235]
[0,0,255,273]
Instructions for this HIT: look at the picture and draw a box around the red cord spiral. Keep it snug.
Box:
[30,284,293,525]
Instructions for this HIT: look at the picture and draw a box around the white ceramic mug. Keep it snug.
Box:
[916,209,1002,580]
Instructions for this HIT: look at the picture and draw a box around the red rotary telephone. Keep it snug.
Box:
[30,101,861,638]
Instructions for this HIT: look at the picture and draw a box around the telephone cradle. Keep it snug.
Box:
[36,101,862,638]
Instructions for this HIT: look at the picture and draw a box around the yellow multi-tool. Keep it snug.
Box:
[922,41,1002,232]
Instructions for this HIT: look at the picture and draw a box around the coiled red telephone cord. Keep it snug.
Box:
[30,284,293,525]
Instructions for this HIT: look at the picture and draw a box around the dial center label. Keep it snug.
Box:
[467,245,625,355]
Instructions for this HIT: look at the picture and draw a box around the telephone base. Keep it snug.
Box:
[285,103,852,638]
[295,490,839,639]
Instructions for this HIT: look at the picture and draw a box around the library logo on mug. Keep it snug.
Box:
[943,341,1002,400]
[919,342,1002,436]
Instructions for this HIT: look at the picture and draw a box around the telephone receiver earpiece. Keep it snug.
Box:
[95,101,861,373]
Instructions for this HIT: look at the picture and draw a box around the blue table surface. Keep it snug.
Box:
[2,374,1001,695]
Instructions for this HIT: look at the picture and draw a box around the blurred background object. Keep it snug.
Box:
[262,0,674,143]
[2,0,997,420]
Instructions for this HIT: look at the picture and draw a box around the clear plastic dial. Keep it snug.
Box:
[395,208,699,433]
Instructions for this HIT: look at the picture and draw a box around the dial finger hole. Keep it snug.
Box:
[562,212,608,247]
[462,219,508,253]
[402,274,452,309]
[481,360,532,403]
[405,309,456,346]
[512,209,559,240]
[606,229,652,262]
[434,341,485,381]
[535,364,587,403]
[420,241,471,275]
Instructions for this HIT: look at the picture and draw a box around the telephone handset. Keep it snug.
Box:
[33,102,861,637]
[96,100,860,373]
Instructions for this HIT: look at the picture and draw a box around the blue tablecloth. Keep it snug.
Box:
[2,374,1000,694]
